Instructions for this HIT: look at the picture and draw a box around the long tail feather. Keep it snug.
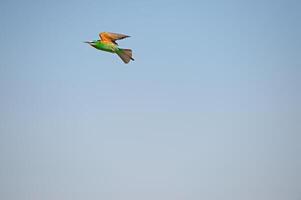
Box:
[116,48,134,64]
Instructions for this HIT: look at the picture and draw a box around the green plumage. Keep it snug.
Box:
[92,41,118,53]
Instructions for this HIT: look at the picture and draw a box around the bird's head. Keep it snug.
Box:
[84,40,98,47]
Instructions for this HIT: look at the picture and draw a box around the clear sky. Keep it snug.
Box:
[0,0,300,200]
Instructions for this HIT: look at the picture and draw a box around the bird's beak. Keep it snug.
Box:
[83,41,92,44]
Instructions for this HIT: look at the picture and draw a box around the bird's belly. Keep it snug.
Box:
[95,43,116,53]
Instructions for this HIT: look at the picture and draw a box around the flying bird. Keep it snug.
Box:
[84,32,134,64]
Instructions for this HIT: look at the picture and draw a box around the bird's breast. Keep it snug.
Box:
[95,42,117,53]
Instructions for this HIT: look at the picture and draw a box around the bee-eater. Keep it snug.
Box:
[84,32,134,64]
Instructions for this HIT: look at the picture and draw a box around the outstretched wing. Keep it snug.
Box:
[99,32,130,45]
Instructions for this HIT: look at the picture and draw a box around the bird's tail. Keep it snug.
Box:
[116,48,134,64]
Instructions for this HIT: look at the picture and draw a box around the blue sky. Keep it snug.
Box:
[0,0,300,200]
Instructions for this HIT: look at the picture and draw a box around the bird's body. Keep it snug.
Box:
[85,32,134,64]
[92,41,118,53]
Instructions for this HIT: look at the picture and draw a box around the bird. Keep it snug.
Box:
[84,32,134,64]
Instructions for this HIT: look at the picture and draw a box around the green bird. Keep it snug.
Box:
[84,32,134,64]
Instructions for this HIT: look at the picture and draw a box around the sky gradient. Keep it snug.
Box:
[0,0,300,200]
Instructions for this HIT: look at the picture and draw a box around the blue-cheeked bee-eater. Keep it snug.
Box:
[85,32,134,64]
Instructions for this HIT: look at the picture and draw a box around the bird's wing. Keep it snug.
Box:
[99,32,130,44]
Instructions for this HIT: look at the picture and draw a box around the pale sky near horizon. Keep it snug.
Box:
[0,0,300,200]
